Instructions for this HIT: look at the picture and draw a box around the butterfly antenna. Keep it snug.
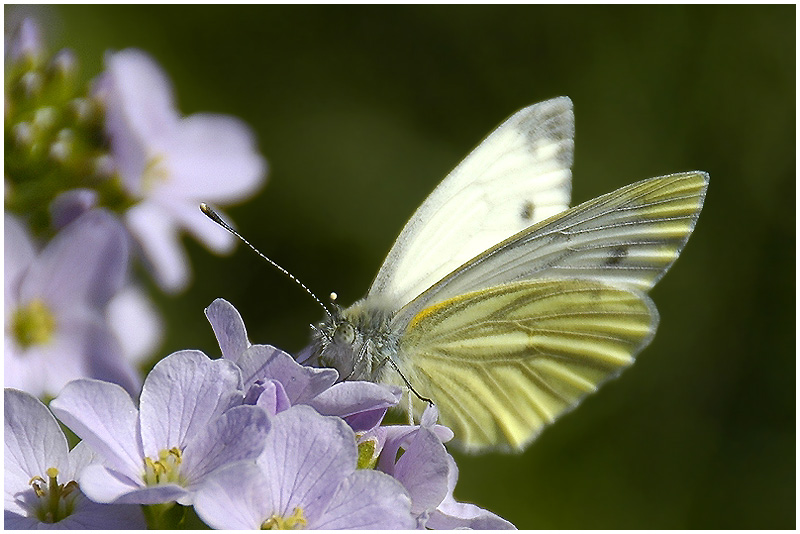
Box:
[200,203,332,318]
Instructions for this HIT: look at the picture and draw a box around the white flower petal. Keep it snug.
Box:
[4,389,70,487]
[107,285,163,366]
[169,200,235,253]
[204,297,250,362]
[181,405,271,495]
[49,379,143,481]
[125,201,190,293]
[79,464,187,505]
[5,315,130,398]
[162,113,266,202]
[102,48,178,195]
[4,214,36,307]
[19,209,128,310]
[311,470,415,529]
[138,350,243,457]
[259,406,356,522]
[193,462,272,529]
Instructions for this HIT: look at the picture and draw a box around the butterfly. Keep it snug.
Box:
[299,97,707,452]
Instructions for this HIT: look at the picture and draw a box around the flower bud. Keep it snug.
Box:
[12,122,34,147]
[49,140,71,162]
[93,154,116,179]
[49,49,77,78]
[8,18,43,64]
[32,106,56,131]
[19,71,43,98]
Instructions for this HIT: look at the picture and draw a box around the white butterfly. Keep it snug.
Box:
[300,97,708,452]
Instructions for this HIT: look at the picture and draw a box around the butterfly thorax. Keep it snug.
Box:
[306,297,399,383]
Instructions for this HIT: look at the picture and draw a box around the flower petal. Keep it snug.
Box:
[79,464,187,505]
[239,346,337,404]
[101,48,178,195]
[5,315,139,398]
[392,427,450,516]
[125,201,189,293]
[258,406,356,522]
[47,496,147,529]
[254,380,292,416]
[20,209,128,309]
[49,379,143,481]
[4,214,35,306]
[138,350,243,457]
[107,285,163,366]
[204,298,250,362]
[181,405,271,497]
[311,470,415,530]
[79,316,142,396]
[8,17,43,62]
[193,462,271,529]
[426,455,516,530]
[168,200,235,253]
[161,113,266,203]
[49,188,98,229]
[4,389,69,489]
[307,381,400,432]
[66,440,101,478]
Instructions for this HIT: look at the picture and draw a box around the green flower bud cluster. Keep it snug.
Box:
[5,38,130,235]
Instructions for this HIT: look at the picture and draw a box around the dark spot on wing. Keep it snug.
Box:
[606,246,628,266]
[520,200,535,222]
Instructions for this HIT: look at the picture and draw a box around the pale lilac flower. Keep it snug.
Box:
[6,17,43,64]
[370,405,515,529]
[4,211,140,397]
[373,406,451,525]
[193,405,415,530]
[97,48,267,293]
[49,188,98,229]
[5,388,145,529]
[48,190,164,366]
[49,350,269,506]
[425,455,516,530]
[107,285,163,367]
[205,298,400,429]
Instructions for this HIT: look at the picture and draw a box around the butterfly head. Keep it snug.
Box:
[305,297,398,383]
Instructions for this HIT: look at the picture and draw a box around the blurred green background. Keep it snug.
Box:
[27,5,796,529]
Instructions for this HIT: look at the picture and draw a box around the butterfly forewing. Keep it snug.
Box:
[394,172,707,327]
[369,97,574,308]
[397,279,658,451]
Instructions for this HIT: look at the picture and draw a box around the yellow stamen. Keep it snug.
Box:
[143,447,184,486]
[28,466,78,523]
[12,299,56,348]
[261,507,307,530]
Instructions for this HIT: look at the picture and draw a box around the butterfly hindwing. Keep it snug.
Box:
[397,279,658,451]
[370,97,574,308]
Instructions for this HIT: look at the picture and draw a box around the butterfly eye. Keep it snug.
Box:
[333,323,355,345]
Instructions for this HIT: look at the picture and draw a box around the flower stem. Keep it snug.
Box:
[143,502,186,529]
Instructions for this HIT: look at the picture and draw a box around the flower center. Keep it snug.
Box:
[143,447,184,486]
[141,154,169,193]
[29,467,79,523]
[261,507,307,530]
[12,299,56,348]
[356,435,379,469]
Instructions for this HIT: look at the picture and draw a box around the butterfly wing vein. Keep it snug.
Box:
[399,279,657,451]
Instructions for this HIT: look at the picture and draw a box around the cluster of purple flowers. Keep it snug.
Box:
[5,15,514,530]
[6,299,515,529]
[5,17,265,397]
